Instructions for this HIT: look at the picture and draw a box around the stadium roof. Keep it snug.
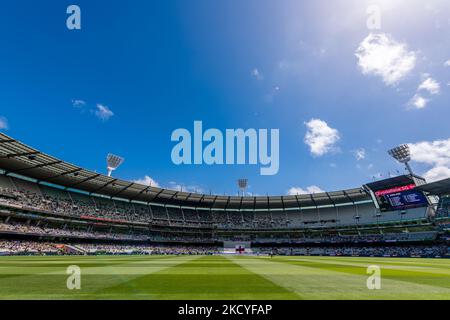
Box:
[416,178,450,196]
[364,175,419,192]
[0,132,371,209]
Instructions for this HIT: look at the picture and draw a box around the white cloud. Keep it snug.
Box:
[418,77,440,95]
[251,68,264,80]
[95,104,114,121]
[134,176,160,188]
[0,117,8,130]
[408,76,440,109]
[409,139,450,182]
[288,185,324,195]
[72,101,115,120]
[304,119,340,157]
[422,166,450,182]
[409,94,428,109]
[444,60,450,67]
[71,99,86,107]
[133,178,205,193]
[409,139,450,167]
[353,148,366,161]
[168,181,204,194]
[355,33,416,86]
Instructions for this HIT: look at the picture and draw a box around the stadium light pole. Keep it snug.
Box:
[388,144,414,176]
[237,179,248,197]
[106,153,125,177]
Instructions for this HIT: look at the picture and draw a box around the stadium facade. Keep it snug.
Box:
[0,132,449,257]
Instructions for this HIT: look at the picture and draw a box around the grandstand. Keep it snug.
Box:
[0,132,449,258]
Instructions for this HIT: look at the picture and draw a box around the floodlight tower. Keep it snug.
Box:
[237,179,248,197]
[106,153,124,177]
[388,144,414,176]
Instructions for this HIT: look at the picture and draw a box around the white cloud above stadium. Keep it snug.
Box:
[0,117,8,130]
[304,119,340,157]
[409,138,450,182]
[355,33,416,86]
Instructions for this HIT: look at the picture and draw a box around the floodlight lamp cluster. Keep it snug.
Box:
[106,153,125,177]
[238,179,248,189]
[237,179,248,196]
[388,144,411,164]
[387,144,414,176]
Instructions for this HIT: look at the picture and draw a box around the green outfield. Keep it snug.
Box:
[0,255,449,300]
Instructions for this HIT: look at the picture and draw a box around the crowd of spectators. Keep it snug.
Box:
[0,185,441,231]
[0,240,60,255]
[0,187,307,229]
[0,221,147,240]
[0,185,447,249]
[0,240,219,256]
[1,239,447,258]
[0,221,218,244]
[0,217,442,247]
[223,232,438,244]
[76,243,219,255]
[255,244,449,258]
[0,187,216,226]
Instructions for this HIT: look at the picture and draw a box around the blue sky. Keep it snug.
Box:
[0,0,449,196]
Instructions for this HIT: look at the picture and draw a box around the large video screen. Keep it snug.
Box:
[374,184,429,212]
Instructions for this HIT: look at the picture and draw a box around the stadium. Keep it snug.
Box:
[1,0,450,304]
[0,132,449,300]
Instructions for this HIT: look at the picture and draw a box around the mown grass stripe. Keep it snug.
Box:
[308,256,450,269]
[275,256,450,290]
[98,255,298,300]
[0,255,200,300]
[0,255,449,300]
[230,256,450,300]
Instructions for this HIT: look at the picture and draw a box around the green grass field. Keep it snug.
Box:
[0,255,449,300]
